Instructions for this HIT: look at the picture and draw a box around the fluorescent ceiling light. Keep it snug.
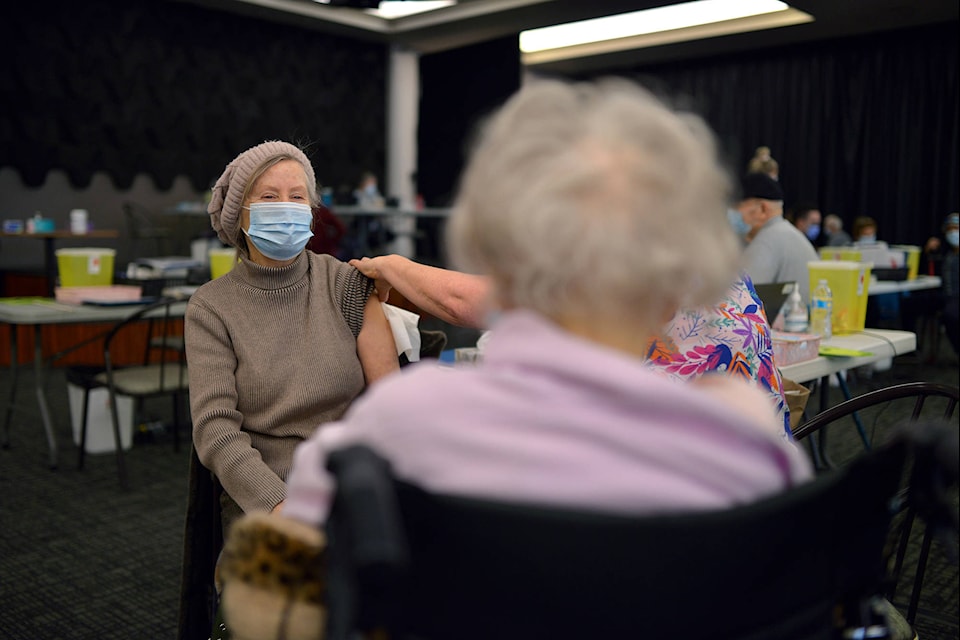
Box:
[520,0,813,62]
[365,1,457,20]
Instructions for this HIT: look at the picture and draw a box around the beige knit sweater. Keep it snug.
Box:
[185,250,372,515]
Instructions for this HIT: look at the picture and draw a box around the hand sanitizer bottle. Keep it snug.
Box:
[784,282,809,333]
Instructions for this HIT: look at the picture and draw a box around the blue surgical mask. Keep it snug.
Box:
[805,224,820,241]
[947,230,960,248]
[243,202,314,261]
[858,234,877,245]
[727,208,751,237]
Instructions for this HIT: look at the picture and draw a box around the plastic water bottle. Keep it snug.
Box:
[783,283,809,333]
[810,278,833,339]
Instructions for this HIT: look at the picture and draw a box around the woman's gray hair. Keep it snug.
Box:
[447,77,743,329]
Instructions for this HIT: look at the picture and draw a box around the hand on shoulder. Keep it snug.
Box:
[350,256,392,302]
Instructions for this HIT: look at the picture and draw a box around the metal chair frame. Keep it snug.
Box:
[90,297,189,488]
[793,381,959,626]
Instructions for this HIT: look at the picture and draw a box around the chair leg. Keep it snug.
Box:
[834,372,871,450]
[888,507,918,602]
[78,388,90,470]
[906,523,935,626]
[805,433,828,471]
[107,389,129,489]
[171,393,180,452]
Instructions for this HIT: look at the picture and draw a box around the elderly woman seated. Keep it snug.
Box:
[217,77,813,639]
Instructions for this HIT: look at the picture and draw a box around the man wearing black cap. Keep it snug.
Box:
[736,172,819,302]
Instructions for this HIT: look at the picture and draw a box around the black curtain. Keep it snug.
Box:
[573,22,959,246]
[418,35,523,208]
[0,0,388,193]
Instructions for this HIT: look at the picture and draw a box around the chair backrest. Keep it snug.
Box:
[102,297,188,392]
[793,381,958,442]
[122,200,171,256]
[792,382,959,627]
[323,441,912,640]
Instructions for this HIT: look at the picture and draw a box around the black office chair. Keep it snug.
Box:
[317,431,953,640]
[90,296,190,488]
[793,382,959,628]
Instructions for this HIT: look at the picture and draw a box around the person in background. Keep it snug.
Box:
[791,204,823,246]
[186,140,399,534]
[922,212,959,356]
[747,145,779,180]
[852,215,879,244]
[822,213,852,246]
[737,172,819,302]
[352,170,383,208]
[728,206,753,244]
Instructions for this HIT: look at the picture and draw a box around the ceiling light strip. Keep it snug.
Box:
[522,7,813,64]
[520,0,792,53]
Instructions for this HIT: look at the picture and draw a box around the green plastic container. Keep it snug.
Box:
[56,248,115,287]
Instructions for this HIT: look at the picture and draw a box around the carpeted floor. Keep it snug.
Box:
[0,326,956,639]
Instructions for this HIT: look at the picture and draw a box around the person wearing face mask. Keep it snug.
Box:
[181,141,401,639]
[791,205,822,247]
[922,213,960,356]
[353,170,384,208]
[727,207,752,244]
[852,216,880,245]
[185,140,399,534]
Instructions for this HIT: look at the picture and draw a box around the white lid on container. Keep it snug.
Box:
[807,260,870,270]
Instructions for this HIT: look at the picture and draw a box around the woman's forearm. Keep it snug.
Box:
[361,255,491,328]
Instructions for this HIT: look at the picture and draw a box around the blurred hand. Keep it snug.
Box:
[350,257,392,302]
[924,237,941,253]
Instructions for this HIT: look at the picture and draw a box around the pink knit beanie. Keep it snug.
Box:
[208,141,316,246]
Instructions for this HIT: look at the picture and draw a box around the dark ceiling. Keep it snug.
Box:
[180,0,958,73]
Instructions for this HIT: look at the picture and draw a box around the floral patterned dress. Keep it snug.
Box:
[646,273,791,437]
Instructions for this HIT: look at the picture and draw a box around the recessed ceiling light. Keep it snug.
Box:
[520,0,808,54]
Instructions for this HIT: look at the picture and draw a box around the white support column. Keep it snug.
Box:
[385,44,419,258]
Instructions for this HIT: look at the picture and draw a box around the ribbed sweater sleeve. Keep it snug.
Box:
[335,266,375,337]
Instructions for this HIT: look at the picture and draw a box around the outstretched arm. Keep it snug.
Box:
[350,254,491,329]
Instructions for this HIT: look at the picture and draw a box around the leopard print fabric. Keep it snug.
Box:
[219,513,327,607]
